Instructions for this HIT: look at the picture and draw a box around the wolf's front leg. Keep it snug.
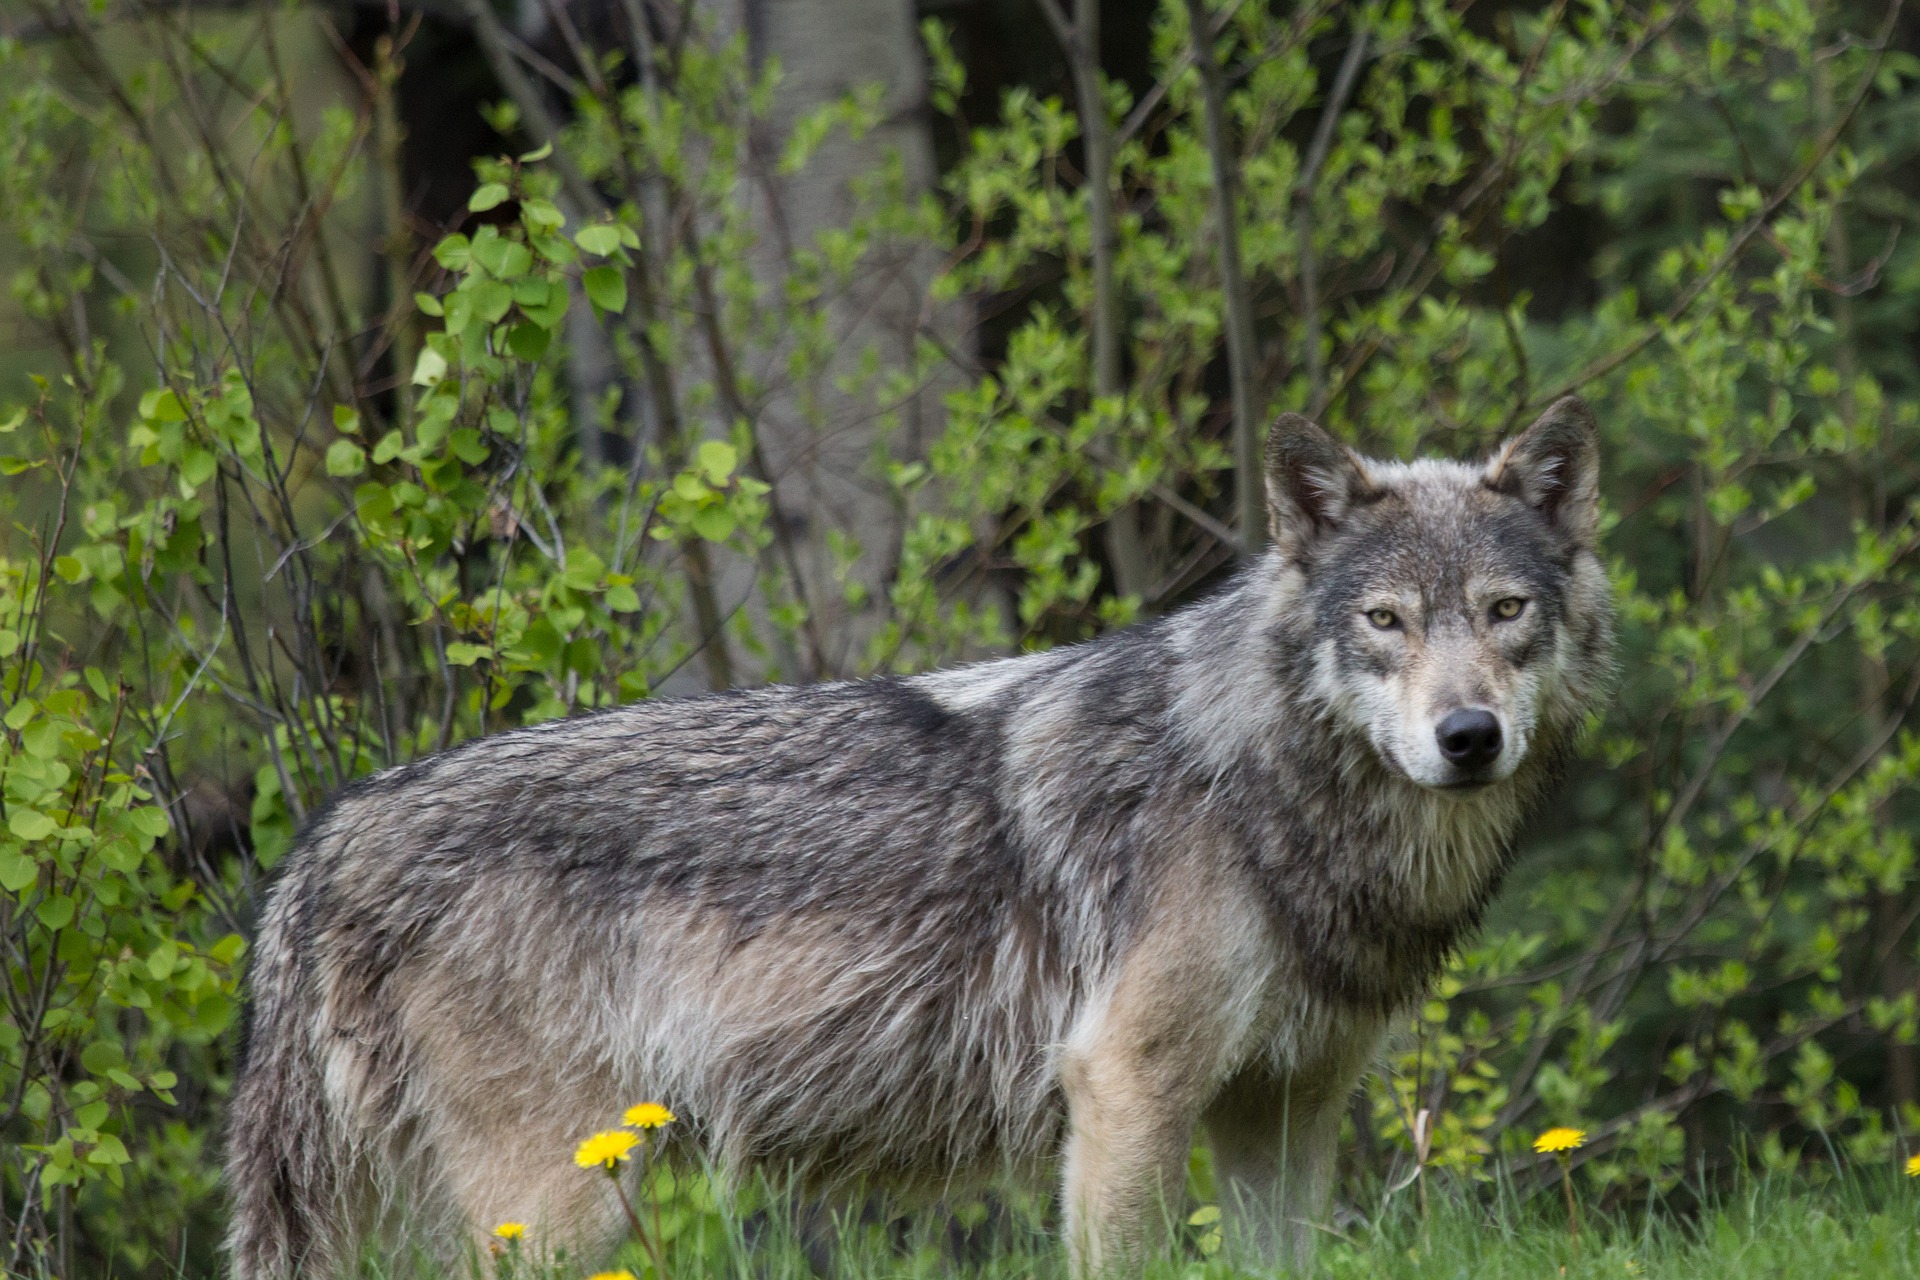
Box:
[1058,918,1259,1276]
[1060,1043,1202,1277]
[1202,1050,1374,1270]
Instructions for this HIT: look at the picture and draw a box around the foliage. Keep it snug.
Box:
[2,0,1920,1273]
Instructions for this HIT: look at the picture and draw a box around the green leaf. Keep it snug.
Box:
[513,277,554,307]
[582,266,628,314]
[88,1134,129,1166]
[431,234,471,271]
[147,942,179,980]
[519,278,570,329]
[128,808,171,839]
[332,405,362,435]
[0,407,26,433]
[692,506,736,542]
[53,555,89,583]
[518,140,553,162]
[470,279,514,325]
[81,1041,125,1075]
[444,642,493,666]
[605,583,641,612]
[96,838,141,874]
[507,323,551,361]
[413,291,445,317]
[139,389,188,422]
[441,290,473,337]
[0,847,36,893]
[9,810,56,841]
[449,429,490,465]
[412,348,449,387]
[472,235,532,279]
[697,439,738,483]
[180,448,218,488]
[325,439,367,477]
[574,224,623,256]
[498,241,533,278]
[520,198,565,229]
[35,895,75,930]
[21,720,60,759]
[468,182,511,212]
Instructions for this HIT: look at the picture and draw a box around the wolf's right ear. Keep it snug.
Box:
[1265,413,1375,558]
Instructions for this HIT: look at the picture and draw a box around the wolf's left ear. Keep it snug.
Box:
[1485,396,1601,544]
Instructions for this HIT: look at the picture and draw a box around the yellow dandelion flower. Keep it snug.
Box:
[492,1221,526,1240]
[1906,1153,1920,1178]
[624,1102,676,1130]
[587,1272,637,1280]
[1533,1126,1587,1154]
[573,1129,639,1170]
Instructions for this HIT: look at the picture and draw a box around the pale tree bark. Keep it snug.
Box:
[693,0,961,678]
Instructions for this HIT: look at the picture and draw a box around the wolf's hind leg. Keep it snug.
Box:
[435,1108,633,1266]
[1202,1064,1354,1270]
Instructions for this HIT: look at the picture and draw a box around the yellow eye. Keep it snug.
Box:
[1492,597,1526,621]
[1366,608,1399,630]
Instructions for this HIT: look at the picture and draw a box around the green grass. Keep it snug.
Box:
[458,1165,1920,1280]
[1313,1173,1920,1279]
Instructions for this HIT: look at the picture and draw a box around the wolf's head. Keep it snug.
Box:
[1266,397,1612,794]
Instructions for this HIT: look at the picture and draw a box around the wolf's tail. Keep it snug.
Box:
[225,884,361,1279]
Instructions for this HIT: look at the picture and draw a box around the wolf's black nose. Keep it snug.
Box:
[1436,709,1502,770]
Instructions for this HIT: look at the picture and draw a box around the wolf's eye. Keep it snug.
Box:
[1491,597,1527,622]
[1366,608,1400,631]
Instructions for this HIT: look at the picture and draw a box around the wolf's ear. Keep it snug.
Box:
[1265,413,1375,557]
[1485,396,1601,544]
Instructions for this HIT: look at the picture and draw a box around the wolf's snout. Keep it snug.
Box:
[1436,709,1502,771]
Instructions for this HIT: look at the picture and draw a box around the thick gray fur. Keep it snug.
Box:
[226,399,1615,1277]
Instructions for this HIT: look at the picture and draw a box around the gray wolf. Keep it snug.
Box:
[225,399,1614,1276]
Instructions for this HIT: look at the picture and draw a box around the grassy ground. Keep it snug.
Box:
[1311,1174,1919,1279]
[458,1166,1920,1280]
